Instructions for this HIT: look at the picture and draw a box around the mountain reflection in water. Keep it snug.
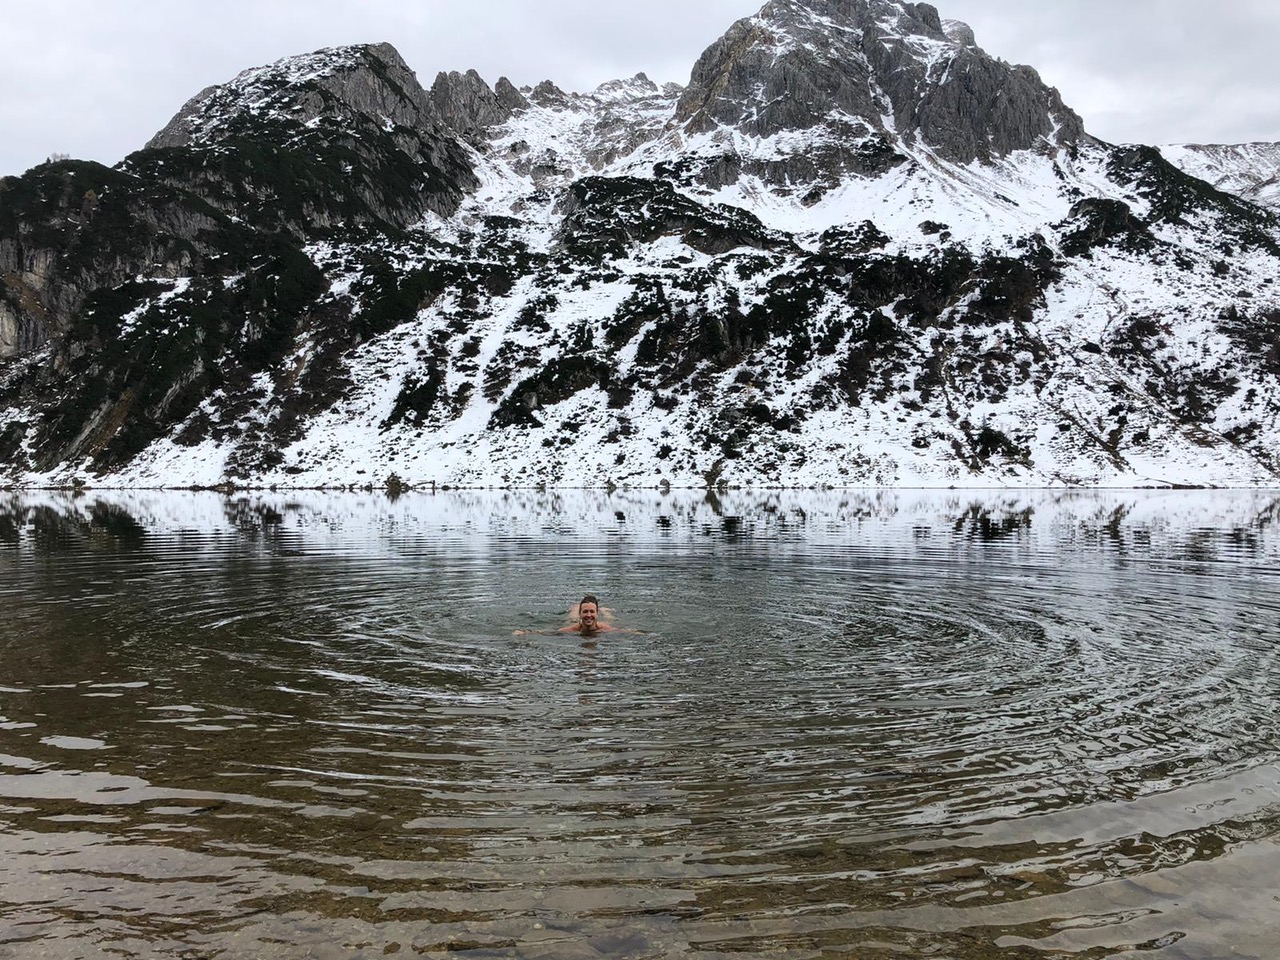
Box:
[1,489,1279,959]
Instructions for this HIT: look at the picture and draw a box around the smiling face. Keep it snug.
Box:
[578,602,600,632]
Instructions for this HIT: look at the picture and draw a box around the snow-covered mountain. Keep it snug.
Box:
[1,0,1278,489]
[1159,142,1280,211]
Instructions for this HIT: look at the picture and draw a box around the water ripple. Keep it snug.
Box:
[1,489,1280,957]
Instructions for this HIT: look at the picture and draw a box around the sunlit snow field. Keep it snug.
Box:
[2,488,1280,958]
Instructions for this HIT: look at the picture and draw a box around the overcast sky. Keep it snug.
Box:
[3,0,1277,178]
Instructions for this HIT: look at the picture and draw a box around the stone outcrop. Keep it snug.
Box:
[0,160,232,357]
[1,278,53,357]
[1058,198,1156,256]
[148,43,437,150]
[676,0,1089,165]
[494,77,531,112]
[941,18,976,46]
[429,69,525,141]
[555,176,790,257]
[139,43,477,233]
[529,80,572,108]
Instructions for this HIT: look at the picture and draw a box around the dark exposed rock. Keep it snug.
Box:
[137,43,477,234]
[819,221,892,256]
[1,276,55,356]
[0,160,236,356]
[1107,145,1279,252]
[148,43,435,150]
[429,69,519,140]
[28,240,328,473]
[1059,198,1156,256]
[676,0,1088,165]
[1219,307,1280,379]
[556,177,791,257]
[967,235,1060,324]
[529,80,571,108]
[682,132,905,192]
[494,77,530,112]
[383,352,450,430]
[490,356,613,428]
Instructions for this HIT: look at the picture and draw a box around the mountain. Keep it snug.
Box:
[1159,142,1280,211]
[1,0,1279,489]
[673,0,1087,173]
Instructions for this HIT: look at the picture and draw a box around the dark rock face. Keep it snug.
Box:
[677,0,1088,166]
[1059,198,1156,256]
[0,160,233,356]
[429,69,523,140]
[30,242,328,474]
[494,77,531,112]
[0,297,47,357]
[659,130,903,194]
[0,43,485,460]
[138,43,477,235]
[1107,146,1280,251]
[529,80,572,108]
[0,153,354,467]
[556,177,791,257]
[148,43,436,150]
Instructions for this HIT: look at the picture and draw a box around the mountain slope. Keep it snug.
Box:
[1,0,1278,489]
[1160,142,1280,211]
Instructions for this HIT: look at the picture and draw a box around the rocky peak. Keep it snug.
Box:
[482,71,684,181]
[593,72,662,103]
[146,43,439,150]
[135,42,478,234]
[429,69,523,140]
[676,0,1088,165]
[529,80,572,108]
[942,18,976,46]
[494,77,531,112]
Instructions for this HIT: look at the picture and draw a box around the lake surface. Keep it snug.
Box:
[2,488,1279,959]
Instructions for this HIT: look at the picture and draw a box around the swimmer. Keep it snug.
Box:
[513,594,628,636]
[557,595,618,636]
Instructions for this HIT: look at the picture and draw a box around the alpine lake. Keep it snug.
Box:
[2,487,1279,960]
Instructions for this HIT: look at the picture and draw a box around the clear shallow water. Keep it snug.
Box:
[1,488,1280,959]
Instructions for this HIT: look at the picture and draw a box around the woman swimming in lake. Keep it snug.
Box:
[557,595,618,636]
[514,594,625,636]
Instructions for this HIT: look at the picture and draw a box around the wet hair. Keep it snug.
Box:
[579,594,599,609]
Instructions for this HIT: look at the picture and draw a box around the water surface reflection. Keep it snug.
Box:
[1,489,1279,958]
